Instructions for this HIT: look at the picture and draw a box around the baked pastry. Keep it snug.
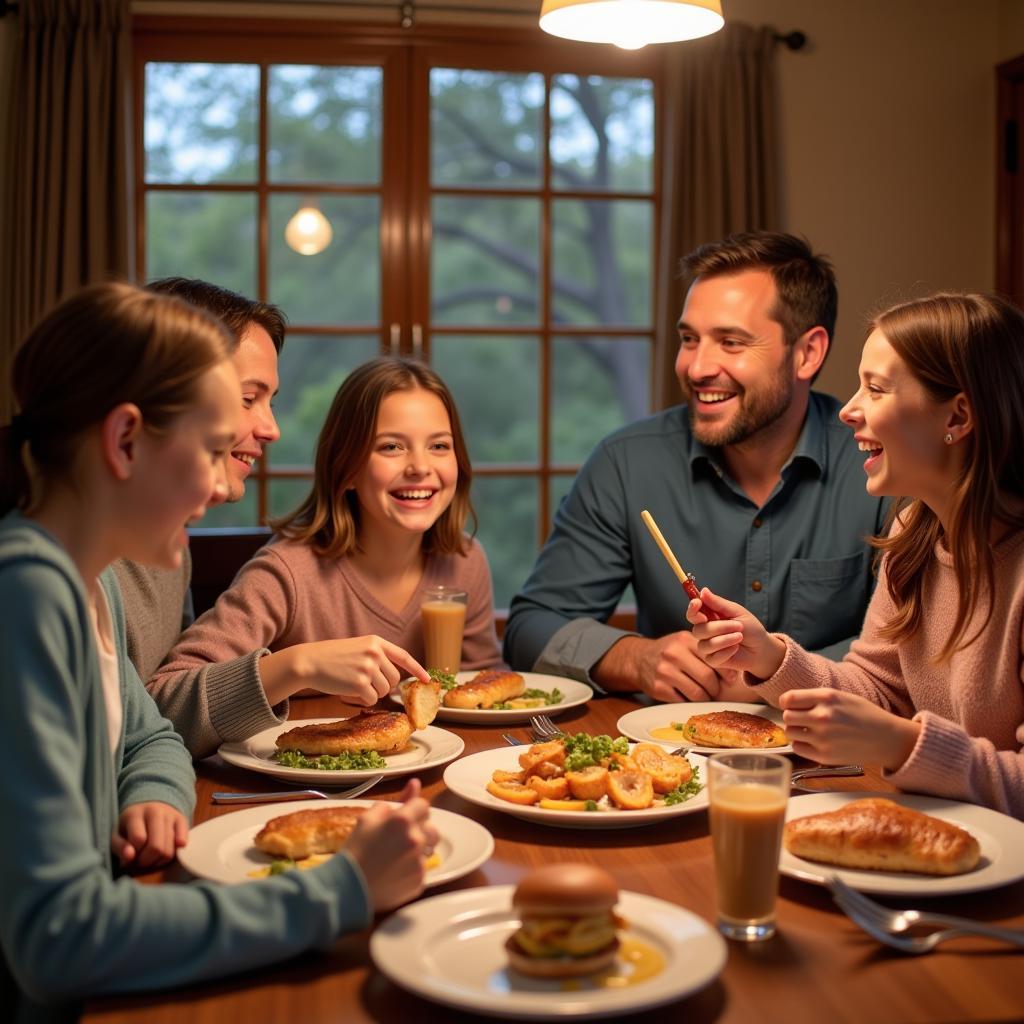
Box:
[254,806,366,860]
[682,709,787,748]
[443,669,525,709]
[275,710,413,755]
[783,797,981,875]
[400,677,442,730]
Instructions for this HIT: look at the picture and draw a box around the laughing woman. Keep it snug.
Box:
[0,285,436,1017]
[152,357,502,756]
[686,292,1024,818]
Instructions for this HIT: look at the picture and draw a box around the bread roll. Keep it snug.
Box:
[400,677,441,730]
[783,797,981,875]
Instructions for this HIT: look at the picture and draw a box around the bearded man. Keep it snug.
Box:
[504,232,888,702]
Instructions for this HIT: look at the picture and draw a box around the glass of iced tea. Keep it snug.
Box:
[420,586,467,673]
[708,751,791,942]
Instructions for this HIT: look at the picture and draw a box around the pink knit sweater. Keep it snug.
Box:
[753,528,1024,818]
[150,536,502,757]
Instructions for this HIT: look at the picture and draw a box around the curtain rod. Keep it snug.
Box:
[0,0,807,48]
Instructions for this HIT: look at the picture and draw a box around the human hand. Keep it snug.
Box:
[344,778,439,912]
[112,801,189,870]
[262,636,429,705]
[685,588,786,681]
[779,689,921,770]
[635,629,729,702]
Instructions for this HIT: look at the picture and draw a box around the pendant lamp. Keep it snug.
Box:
[539,0,724,50]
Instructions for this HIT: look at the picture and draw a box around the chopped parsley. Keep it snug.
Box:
[273,749,387,771]
[562,732,630,772]
[269,858,296,875]
[492,687,564,710]
[584,799,599,812]
[428,668,459,691]
[662,764,703,805]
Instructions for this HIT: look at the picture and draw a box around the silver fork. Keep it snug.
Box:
[501,733,524,746]
[790,764,863,791]
[530,714,562,742]
[827,875,1024,953]
[212,774,383,804]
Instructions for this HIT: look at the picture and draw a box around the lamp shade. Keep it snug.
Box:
[539,0,723,49]
[284,205,333,256]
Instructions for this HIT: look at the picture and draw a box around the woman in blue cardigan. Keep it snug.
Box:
[0,282,437,1018]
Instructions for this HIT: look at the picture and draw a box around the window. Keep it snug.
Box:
[137,19,663,608]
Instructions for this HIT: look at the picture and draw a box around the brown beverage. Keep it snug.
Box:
[708,752,790,941]
[421,587,467,672]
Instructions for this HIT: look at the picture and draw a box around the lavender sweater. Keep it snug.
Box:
[150,535,502,757]
[752,528,1024,818]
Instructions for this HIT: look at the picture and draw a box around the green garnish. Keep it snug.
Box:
[428,668,458,691]
[584,799,599,812]
[562,732,630,772]
[268,858,296,875]
[273,749,387,771]
[662,764,703,805]
[491,687,564,711]
[672,722,685,731]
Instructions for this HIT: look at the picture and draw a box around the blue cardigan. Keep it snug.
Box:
[0,515,371,1013]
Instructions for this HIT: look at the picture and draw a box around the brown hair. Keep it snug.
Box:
[681,231,838,357]
[1,281,232,515]
[871,292,1024,660]
[146,277,287,353]
[273,357,475,557]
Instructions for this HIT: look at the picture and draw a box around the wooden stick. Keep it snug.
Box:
[640,509,690,587]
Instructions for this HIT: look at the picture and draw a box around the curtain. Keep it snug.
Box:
[1,0,133,422]
[655,23,781,409]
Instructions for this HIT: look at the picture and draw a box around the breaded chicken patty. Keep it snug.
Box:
[275,711,414,755]
[254,806,366,860]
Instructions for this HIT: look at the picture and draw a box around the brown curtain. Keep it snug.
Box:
[655,23,781,409]
[1,0,133,422]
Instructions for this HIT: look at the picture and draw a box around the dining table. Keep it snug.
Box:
[83,689,1024,1024]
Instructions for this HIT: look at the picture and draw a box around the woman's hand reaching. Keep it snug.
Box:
[685,587,787,681]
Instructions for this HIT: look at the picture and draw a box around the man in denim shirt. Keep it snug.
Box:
[504,232,889,703]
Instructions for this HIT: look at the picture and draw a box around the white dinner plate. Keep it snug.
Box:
[218,719,464,785]
[617,701,794,755]
[370,885,726,1020]
[780,791,1024,896]
[390,671,593,724]
[177,799,493,888]
[443,745,708,829]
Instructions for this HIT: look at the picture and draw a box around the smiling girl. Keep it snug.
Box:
[153,357,502,754]
[0,286,437,1016]
[686,292,1024,817]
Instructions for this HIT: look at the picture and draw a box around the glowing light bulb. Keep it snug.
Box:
[285,205,333,256]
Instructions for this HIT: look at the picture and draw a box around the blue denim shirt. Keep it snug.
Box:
[503,392,890,685]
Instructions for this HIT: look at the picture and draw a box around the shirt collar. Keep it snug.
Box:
[686,392,829,480]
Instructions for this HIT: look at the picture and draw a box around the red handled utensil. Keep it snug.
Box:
[640,509,722,621]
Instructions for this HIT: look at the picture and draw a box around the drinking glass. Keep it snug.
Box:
[420,586,467,673]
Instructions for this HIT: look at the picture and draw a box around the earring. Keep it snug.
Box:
[944,433,954,444]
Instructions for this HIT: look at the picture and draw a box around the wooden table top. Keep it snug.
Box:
[83,691,1024,1024]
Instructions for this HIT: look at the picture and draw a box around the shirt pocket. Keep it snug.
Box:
[787,551,871,651]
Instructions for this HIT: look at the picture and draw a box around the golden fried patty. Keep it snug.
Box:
[683,710,787,748]
[254,806,366,860]
[275,711,414,755]
[443,669,525,709]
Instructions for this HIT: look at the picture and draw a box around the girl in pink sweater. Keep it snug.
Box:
[687,292,1024,817]
[154,358,502,756]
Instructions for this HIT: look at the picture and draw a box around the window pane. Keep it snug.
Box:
[269,65,382,184]
[145,192,256,296]
[193,487,257,529]
[430,68,543,188]
[144,62,258,184]
[268,478,314,520]
[431,196,540,326]
[550,75,653,193]
[432,335,539,465]
[272,335,381,466]
[551,199,652,327]
[269,194,380,324]
[472,476,538,611]
[551,336,650,463]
